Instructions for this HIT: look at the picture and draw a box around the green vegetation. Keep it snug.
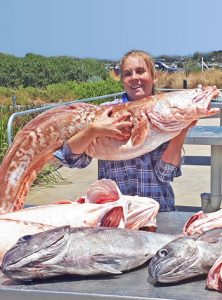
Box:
[0,78,123,106]
[0,106,10,161]
[0,53,109,88]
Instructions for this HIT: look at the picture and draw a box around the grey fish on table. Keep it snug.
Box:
[148,228,222,284]
[1,226,177,281]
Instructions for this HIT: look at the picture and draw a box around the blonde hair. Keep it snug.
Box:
[120,50,157,80]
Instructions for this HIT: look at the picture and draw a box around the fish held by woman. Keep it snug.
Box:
[0,86,220,214]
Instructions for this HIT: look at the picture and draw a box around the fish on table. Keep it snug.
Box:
[1,225,177,281]
[78,178,159,230]
[0,218,54,263]
[0,178,159,263]
[147,228,222,291]
[0,86,220,214]
[0,178,160,230]
[207,255,222,292]
[183,209,222,235]
[182,209,222,292]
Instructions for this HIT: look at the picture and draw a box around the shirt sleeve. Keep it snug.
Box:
[154,158,182,182]
[53,141,93,169]
[151,142,182,182]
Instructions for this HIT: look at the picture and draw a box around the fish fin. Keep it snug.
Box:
[100,206,124,227]
[52,200,73,204]
[183,211,204,235]
[86,179,120,203]
[197,228,222,243]
[93,261,122,274]
[131,116,149,146]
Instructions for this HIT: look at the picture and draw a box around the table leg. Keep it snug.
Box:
[210,145,222,211]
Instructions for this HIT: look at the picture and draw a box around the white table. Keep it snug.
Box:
[185,125,222,212]
[0,211,221,300]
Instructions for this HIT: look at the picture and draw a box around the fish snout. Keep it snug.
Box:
[194,86,220,107]
[147,248,169,281]
[148,261,160,281]
[147,274,157,285]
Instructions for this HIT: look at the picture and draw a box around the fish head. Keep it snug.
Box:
[148,236,200,283]
[186,86,221,117]
[1,226,70,280]
[148,86,221,131]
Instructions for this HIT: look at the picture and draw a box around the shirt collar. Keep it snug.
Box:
[121,93,129,103]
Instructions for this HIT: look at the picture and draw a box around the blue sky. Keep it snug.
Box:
[1,0,222,60]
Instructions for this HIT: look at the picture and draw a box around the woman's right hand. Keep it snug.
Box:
[67,107,133,155]
[91,107,133,141]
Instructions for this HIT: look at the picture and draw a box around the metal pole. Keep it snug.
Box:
[12,95,17,110]
[201,145,222,213]
[209,145,222,211]
[183,80,188,89]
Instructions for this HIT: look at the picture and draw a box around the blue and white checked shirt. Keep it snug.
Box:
[54,93,182,212]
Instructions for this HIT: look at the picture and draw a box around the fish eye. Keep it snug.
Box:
[158,248,168,257]
[18,235,32,242]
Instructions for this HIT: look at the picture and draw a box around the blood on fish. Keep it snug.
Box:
[100,207,124,227]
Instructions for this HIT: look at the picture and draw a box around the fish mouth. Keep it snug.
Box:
[148,253,199,283]
[194,86,221,114]
[148,237,200,284]
[1,226,70,280]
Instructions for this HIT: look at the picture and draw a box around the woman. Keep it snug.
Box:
[54,50,190,211]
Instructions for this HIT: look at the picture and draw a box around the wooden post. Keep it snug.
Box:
[183,80,188,89]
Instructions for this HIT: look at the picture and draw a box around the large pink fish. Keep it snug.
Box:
[0,86,220,213]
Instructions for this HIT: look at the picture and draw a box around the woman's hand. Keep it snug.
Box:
[67,107,133,155]
[91,107,133,141]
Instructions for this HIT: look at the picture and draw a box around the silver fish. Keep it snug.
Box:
[1,226,176,281]
[148,228,222,283]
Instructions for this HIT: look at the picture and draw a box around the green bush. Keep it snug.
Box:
[0,53,110,88]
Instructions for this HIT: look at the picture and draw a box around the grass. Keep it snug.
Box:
[157,69,222,89]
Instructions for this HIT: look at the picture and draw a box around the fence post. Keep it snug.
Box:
[183,80,188,89]
[12,95,17,110]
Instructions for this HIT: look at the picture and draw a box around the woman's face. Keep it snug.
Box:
[121,56,156,101]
